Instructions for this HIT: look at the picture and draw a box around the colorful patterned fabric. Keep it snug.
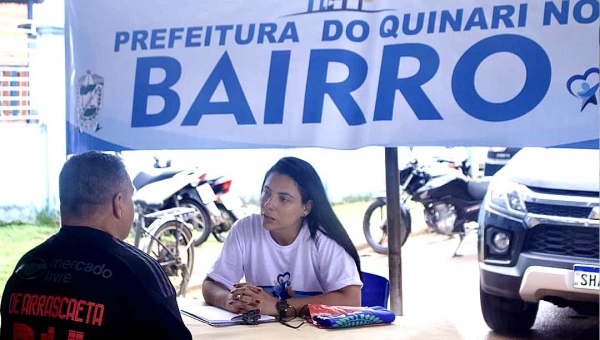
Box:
[308,304,395,329]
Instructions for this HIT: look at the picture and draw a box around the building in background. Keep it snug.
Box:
[0,0,65,223]
[0,1,38,122]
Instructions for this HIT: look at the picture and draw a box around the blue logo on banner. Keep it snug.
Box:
[286,0,394,17]
[566,68,599,112]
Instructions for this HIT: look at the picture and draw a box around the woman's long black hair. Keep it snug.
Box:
[262,157,362,279]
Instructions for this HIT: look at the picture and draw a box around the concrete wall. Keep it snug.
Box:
[0,124,49,222]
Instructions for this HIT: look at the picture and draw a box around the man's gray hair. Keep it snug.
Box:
[59,151,130,217]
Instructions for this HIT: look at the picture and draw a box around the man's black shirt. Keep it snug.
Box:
[0,225,192,339]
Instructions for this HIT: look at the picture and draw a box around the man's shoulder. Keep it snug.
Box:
[109,238,177,298]
[109,238,152,265]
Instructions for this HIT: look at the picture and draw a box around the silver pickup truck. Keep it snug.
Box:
[477,147,599,334]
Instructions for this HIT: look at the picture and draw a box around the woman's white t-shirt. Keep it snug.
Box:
[207,213,362,299]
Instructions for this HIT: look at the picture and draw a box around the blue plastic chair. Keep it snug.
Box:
[360,272,390,308]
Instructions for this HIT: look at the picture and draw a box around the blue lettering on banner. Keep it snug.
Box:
[452,34,552,122]
[544,0,600,25]
[129,34,555,128]
[185,27,203,47]
[114,3,599,52]
[115,22,299,51]
[464,7,489,31]
[377,5,534,38]
[323,20,371,42]
[573,0,599,23]
[132,30,148,50]
[182,52,256,126]
[374,43,442,121]
[322,20,344,41]
[215,25,234,45]
[132,51,296,127]
[258,23,277,44]
[264,51,291,124]
[235,24,256,45]
[205,26,213,46]
[403,12,425,35]
[131,57,182,128]
[303,49,368,125]
[492,5,515,28]
[380,15,399,38]
[114,31,129,52]
[168,28,185,48]
[279,22,300,43]
[122,0,595,129]
[518,4,528,27]
[150,28,168,49]
[346,20,370,42]
[427,11,437,33]
[544,1,571,25]
[440,9,464,33]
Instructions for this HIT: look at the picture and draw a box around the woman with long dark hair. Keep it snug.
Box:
[202,157,362,317]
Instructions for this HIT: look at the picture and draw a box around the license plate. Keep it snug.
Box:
[219,193,243,210]
[196,183,217,204]
[573,265,600,290]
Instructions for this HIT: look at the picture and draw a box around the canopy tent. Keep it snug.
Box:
[64,0,599,314]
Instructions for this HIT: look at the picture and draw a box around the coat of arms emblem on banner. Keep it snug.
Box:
[76,70,104,133]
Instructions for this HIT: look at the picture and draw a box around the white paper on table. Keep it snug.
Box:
[178,298,276,327]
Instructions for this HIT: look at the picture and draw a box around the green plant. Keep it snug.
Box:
[35,208,58,226]
[0,220,25,227]
[0,224,59,297]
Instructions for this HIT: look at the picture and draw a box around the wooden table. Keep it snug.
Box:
[183,313,465,339]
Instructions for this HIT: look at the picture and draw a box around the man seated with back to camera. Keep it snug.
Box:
[0,151,192,340]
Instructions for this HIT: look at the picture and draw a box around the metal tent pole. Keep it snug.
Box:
[385,147,403,316]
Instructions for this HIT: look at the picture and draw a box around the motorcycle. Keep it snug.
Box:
[433,157,472,178]
[203,175,246,242]
[132,167,222,247]
[132,163,245,245]
[363,159,490,256]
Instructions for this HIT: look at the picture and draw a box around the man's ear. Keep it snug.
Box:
[112,192,124,219]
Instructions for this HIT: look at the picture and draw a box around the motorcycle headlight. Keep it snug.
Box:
[487,180,528,216]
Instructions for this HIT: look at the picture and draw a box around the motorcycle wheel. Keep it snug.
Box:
[212,204,236,243]
[363,199,410,254]
[179,199,213,247]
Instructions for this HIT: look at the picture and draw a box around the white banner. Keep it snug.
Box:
[65,0,599,153]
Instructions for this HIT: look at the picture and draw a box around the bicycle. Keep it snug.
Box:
[132,200,196,297]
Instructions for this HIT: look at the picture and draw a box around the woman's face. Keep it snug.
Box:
[260,173,311,233]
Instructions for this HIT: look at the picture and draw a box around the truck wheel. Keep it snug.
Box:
[480,286,539,335]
